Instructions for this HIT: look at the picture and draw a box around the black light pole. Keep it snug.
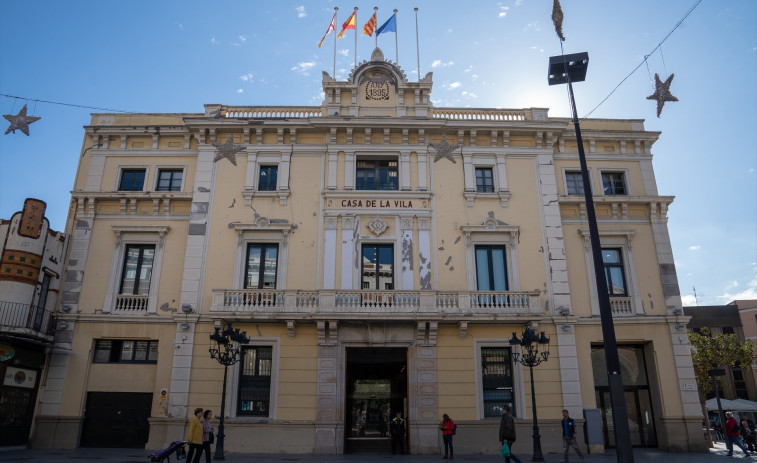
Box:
[548,52,634,463]
[709,368,727,439]
[209,323,249,460]
[509,326,551,462]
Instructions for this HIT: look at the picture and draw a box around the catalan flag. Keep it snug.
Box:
[362,12,377,36]
[337,11,356,39]
[318,12,336,48]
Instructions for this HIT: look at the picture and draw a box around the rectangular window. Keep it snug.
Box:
[245,244,279,289]
[475,245,508,291]
[566,171,585,195]
[361,244,394,290]
[602,248,627,296]
[119,245,155,295]
[93,339,158,363]
[156,169,183,191]
[481,347,514,417]
[119,169,146,191]
[356,159,398,191]
[601,172,627,195]
[721,326,734,335]
[238,346,273,416]
[258,166,278,191]
[476,167,495,193]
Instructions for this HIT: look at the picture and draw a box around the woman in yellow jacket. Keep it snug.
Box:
[186,408,204,463]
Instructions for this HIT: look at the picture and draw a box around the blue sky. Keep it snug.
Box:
[1,0,755,306]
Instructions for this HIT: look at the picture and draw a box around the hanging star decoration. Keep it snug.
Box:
[212,134,246,165]
[429,133,460,164]
[3,104,41,136]
[552,0,565,41]
[647,73,678,117]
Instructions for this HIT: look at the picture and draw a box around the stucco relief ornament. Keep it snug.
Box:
[429,133,460,164]
[367,216,389,236]
[646,73,678,117]
[3,104,41,136]
[212,135,246,165]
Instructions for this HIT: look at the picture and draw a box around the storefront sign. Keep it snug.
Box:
[3,367,37,388]
[340,199,416,208]
[0,344,15,361]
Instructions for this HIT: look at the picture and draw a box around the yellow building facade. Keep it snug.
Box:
[34,50,704,454]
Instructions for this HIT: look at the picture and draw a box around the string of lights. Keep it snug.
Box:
[581,0,703,119]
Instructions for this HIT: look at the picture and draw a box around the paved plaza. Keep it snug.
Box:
[1,441,753,463]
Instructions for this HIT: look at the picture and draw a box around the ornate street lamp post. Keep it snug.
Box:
[209,323,249,460]
[509,326,550,462]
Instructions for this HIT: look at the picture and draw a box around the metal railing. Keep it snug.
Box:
[0,301,56,336]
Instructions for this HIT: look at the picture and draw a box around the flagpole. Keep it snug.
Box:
[354,7,358,70]
[333,7,338,77]
[414,7,420,82]
[393,9,399,64]
[374,7,378,49]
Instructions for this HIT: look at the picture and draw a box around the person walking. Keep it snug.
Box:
[740,415,756,452]
[560,409,584,462]
[186,408,204,463]
[498,405,523,463]
[440,413,455,459]
[725,411,751,457]
[390,411,406,455]
[201,409,214,463]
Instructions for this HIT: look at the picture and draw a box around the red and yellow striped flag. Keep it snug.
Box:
[337,11,356,39]
[362,12,377,36]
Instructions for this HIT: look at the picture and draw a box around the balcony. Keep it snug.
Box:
[114,295,149,314]
[0,301,56,340]
[609,297,634,317]
[210,289,543,321]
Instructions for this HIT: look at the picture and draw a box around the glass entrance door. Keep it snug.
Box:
[595,388,657,447]
[345,347,407,454]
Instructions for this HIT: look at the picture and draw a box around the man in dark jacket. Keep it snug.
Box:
[390,411,406,455]
[561,409,584,462]
[498,405,523,463]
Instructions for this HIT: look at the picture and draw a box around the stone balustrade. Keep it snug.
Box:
[222,106,324,119]
[210,289,543,319]
[609,297,634,316]
[114,295,149,313]
[431,108,527,121]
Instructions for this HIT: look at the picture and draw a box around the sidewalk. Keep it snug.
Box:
[0,442,751,463]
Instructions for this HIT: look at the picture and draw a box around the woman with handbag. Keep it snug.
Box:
[201,410,214,463]
[439,413,455,459]
[186,408,204,463]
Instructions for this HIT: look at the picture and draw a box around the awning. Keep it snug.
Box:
[706,397,757,412]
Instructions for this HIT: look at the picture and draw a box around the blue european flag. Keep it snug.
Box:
[376,14,396,36]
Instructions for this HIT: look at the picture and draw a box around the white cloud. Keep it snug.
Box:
[462,91,477,99]
[749,168,755,174]
[239,73,254,82]
[446,82,461,90]
[515,0,523,5]
[291,61,316,75]
[530,46,544,53]
[296,5,307,18]
[472,74,479,80]
[526,21,542,32]
[432,60,454,68]
[237,89,244,93]
[210,37,220,45]
[689,245,701,251]
[681,294,697,306]
[498,5,510,18]
[176,23,183,30]
[338,49,349,57]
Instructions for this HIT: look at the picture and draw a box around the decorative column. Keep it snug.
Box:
[323,217,338,289]
[340,216,357,289]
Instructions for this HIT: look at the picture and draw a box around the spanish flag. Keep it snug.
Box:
[362,12,377,36]
[318,12,336,48]
[337,11,356,39]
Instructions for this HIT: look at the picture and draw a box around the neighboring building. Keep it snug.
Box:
[34,49,703,454]
[686,303,757,402]
[734,300,757,397]
[0,199,67,446]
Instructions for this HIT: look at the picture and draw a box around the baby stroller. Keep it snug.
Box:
[149,440,187,463]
